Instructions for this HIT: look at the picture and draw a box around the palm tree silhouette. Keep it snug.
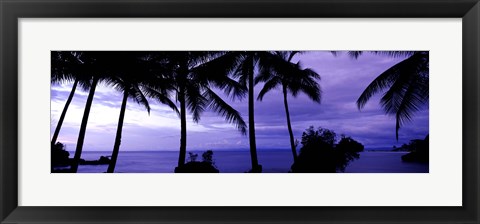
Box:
[158,52,247,170]
[353,51,429,140]
[210,51,288,172]
[255,51,322,162]
[241,52,261,173]
[104,52,178,173]
[50,52,91,147]
[69,51,122,173]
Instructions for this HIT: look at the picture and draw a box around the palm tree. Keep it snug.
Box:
[242,52,261,173]
[353,51,429,140]
[104,52,178,173]
[157,52,247,170]
[255,51,322,162]
[208,51,284,172]
[50,52,90,147]
[69,51,119,173]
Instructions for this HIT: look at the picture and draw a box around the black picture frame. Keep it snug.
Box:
[1,0,479,223]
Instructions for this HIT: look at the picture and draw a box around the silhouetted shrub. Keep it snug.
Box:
[246,164,262,173]
[175,150,219,173]
[51,142,70,167]
[290,126,363,173]
[401,135,429,163]
[202,150,215,166]
[335,135,364,172]
[188,152,198,162]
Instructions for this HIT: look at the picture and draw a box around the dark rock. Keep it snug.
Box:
[174,161,219,173]
[80,156,111,165]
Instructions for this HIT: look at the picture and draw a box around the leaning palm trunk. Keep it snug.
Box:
[71,77,99,173]
[51,79,78,146]
[247,58,260,172]
[282,85,297,162]
[107,90,129,173]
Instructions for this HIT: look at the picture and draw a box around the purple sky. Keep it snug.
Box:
[50,51,429,151]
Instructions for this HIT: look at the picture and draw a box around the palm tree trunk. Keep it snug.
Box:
[70,77,99,173]
[107,90,128,173]
[177,87,187,167]
[283,85,297,162]
[51,79,78,146]
[248,58,260,172]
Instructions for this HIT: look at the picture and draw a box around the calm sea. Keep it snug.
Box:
[68,150,428,173]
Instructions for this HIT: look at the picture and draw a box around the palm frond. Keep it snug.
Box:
[257,52,322,103]
[204,89,247,135]
[294,71,322,102]
[357,60,404,109]
[130,84,151,114]
[348,51,364,59]
[140,84,179,115]
[392,76,427,140]
[203,76,247,102]
[187,51,226,68]
[370,51,416,58]
[51,51,91,85]
[380,65,416,116]
[345,51,416,59]
[357,52,428,110]
[330,51,339,57]
[232,54,253,85]
[184,82,207,123]
[191,51,247,101]
[192,51,243,79]
[257,76,282,101]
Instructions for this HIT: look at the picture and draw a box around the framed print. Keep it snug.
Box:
[1,0,479,223]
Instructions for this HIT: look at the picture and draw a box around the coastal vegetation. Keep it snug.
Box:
[400,135,429,163]
[290,126,364,173]
[51,142,70,172]
[175,150,219,173]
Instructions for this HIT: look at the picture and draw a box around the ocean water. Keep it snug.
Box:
[69,150,428,173]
